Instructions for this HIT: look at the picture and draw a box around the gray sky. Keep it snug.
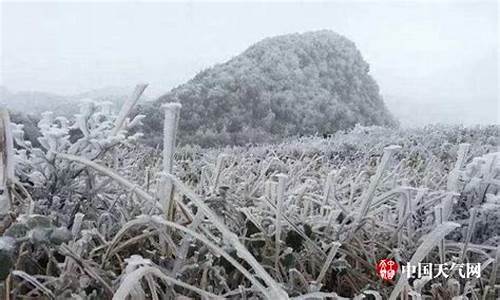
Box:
[1,1,498,124]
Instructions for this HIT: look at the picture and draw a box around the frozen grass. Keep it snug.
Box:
[0,92,499,299]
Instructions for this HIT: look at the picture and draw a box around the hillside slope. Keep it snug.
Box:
[143,30,397,147]
[0,86,143,116]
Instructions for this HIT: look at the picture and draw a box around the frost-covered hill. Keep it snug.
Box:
[0,86,147,116]
[0,87,68,115]
[139,30,397,147]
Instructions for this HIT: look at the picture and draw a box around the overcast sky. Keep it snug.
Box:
[1,1,498,124]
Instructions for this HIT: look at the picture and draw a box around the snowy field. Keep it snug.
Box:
[1,99,499,299]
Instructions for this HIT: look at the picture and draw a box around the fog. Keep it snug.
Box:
[1,1,498,125]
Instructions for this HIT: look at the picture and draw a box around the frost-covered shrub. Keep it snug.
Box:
[459,152,500,244]
[12,100,144,216]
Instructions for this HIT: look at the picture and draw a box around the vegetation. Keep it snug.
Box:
[0,86,136,117]
[139,30,396,147]
[0,91,498,299]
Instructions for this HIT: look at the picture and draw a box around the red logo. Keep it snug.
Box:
[376,259,398,281]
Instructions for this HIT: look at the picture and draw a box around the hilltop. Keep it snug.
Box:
[140,30,396,147]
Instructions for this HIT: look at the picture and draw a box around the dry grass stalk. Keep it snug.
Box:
[264,180,273,201]
[488,244,500,289]
[389,222,460,300]
[323,170,336,206]
[171,212,204,277]
[0,109,14,215]
[211,154,227,193]
[159,103,182,220]
[354,145,401,231]
[63,212,86,272]
[275,174,288,270]
[11,271,55,299]
[111,83,148,136]
[322,168,345,215]
[446,143,470,191]
[434,205,445,264]
[460,207,478,263]
[316,242,341,284]
[113,266,224,300]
